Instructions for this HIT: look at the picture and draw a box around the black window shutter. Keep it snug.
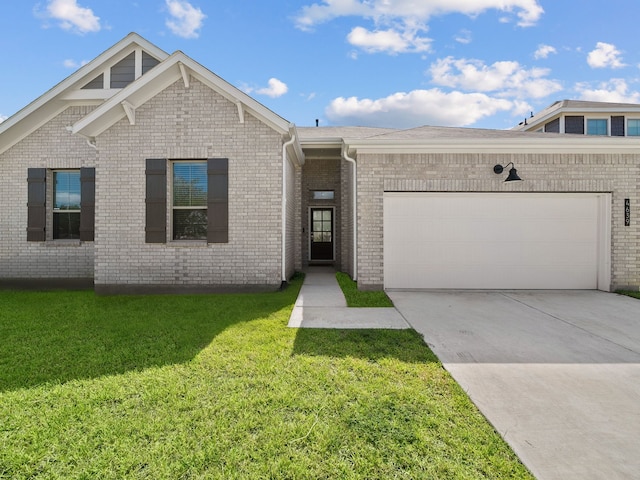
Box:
[565,116,585,134]
[79,167,95,241]
[145,159,167,243]
[611,116,625,136]
[207,158,229,243]
[27,168,46,242]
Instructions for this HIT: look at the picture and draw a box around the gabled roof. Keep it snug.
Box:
[0,33,300,160]
[0,33,168,155]
[71,50,292,139]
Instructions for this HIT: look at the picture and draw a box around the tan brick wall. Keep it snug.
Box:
[356,152,640,290]
[93,78,285,290]
[0,107,97,280]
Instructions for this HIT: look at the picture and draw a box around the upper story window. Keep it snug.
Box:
[172,161,208,240]
[628,119,640,136]
[587,119,608,136]
[53,170,81,239]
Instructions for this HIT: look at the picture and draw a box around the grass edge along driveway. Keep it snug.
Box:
[0,277,532,479]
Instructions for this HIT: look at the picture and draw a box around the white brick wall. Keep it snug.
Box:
[0,106,97,280]
[94,79,285,290]
[356,152,640,290]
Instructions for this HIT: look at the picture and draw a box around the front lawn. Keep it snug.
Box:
[0,277,532,479]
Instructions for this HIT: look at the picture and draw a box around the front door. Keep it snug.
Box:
[310,208,334,261]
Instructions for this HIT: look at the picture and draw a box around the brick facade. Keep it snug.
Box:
[93,79,285,292]
[0,106,97,282]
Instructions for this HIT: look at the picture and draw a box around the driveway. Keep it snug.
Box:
[388,290,640,480]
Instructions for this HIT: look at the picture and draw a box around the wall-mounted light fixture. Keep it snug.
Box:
[493,162,522,182]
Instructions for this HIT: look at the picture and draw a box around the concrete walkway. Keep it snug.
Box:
[287,268,409,329]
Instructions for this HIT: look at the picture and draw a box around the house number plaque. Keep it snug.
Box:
[625,199,631,226]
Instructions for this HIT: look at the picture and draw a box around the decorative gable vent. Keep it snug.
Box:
[81,50,161,90]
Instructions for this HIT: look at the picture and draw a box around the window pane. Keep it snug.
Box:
[587,119,607,135]
[54,171,81,210]
[322,210,331,221]
[173,209,207,240]
[629,119,640,136]
[313,210,322,221]
[173,162,207,207]
[53,212,80,239]
[313,190,334,200]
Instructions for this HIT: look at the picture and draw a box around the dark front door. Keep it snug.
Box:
[310,208,334,261]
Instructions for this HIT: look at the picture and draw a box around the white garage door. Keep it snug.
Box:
[384,193,611,290]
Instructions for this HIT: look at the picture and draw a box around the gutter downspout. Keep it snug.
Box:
[281,132,297,286]
[342,145,357,281]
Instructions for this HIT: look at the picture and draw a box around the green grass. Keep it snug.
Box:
[617,290,640,300]
[0,276,532,479]
[336,272,394,307]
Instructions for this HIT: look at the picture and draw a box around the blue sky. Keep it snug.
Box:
[1,0,639,130]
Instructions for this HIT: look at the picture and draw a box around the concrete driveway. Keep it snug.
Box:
[388,290,640,480]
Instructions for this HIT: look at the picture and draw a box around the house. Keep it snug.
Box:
[2,33,640,293]
[512,99,640,136]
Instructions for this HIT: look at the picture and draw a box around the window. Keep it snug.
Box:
[145,158,228,244]
[27,168,95,242]
[312,190,335,200]
[628,119,640,136]
[587,119,608,136]
[172,161,208,240]
[53,170,81,239]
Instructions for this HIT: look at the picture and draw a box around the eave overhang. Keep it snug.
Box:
[343,135,640,155]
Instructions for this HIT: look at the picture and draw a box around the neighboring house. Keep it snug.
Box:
[512,99,640,136]
[2,34,640,293]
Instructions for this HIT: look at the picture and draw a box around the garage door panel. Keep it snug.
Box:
[384,193,604,290]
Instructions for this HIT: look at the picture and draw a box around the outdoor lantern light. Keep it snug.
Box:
[493,162,522,182]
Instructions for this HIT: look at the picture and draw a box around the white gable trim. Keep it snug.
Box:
[0,33,168,155]
[72,51,292,138]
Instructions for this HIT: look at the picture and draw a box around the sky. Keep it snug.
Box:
[1,0,640,130]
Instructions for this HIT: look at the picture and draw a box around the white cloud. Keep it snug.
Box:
[534,44,556,59]
[576,79,640,103]
[294,0,544,31]
[587,42,626,69]
[165,0,206,39]
[325,89,515,128]
[0,114,7,124]
[454,29,472,45]
[429,56,562,99]
[63,58,88,69]
[44,0,101,34]
[347,26,431,54]
[245,78,289,98]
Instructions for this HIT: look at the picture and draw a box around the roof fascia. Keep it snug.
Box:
[184,55,290,135]
[0,33,169,155]
[344,136,640,155]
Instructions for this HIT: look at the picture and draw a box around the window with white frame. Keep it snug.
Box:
[53,170,81,239]
[586,118,608,136]
[172,161,208,240]
[628,119,640,136]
